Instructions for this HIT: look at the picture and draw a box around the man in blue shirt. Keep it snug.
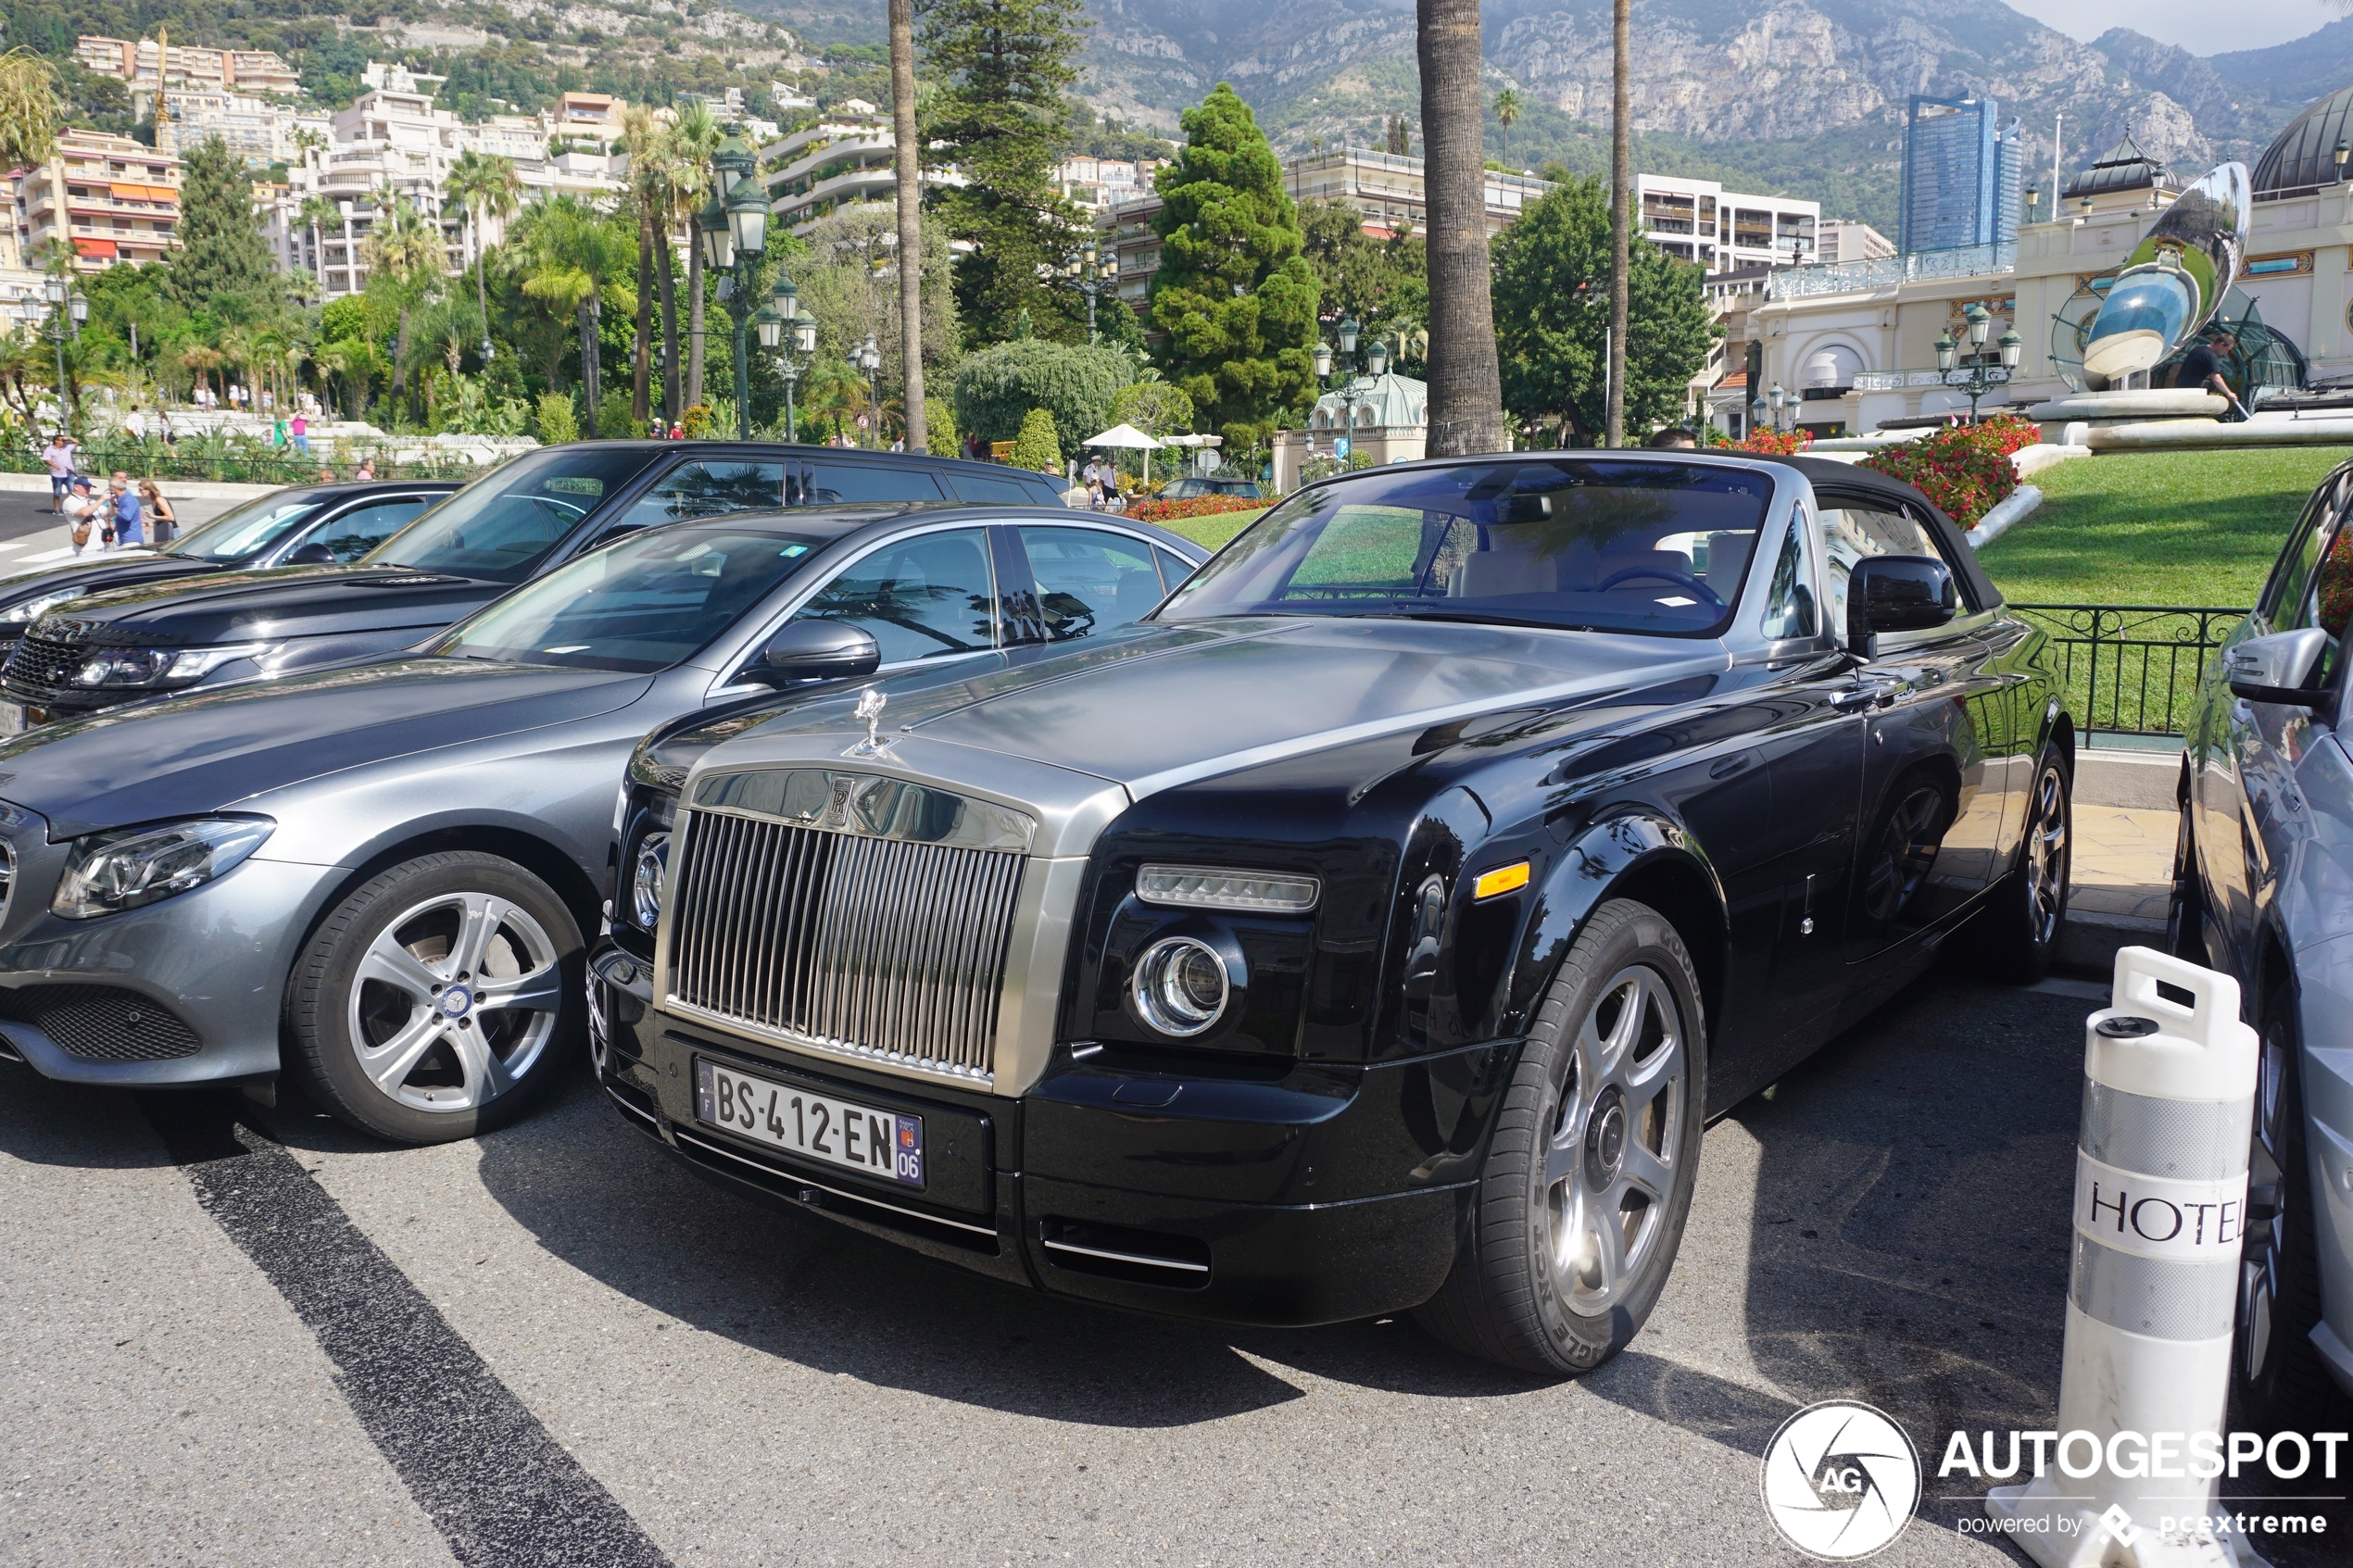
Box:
[108,472,143,548]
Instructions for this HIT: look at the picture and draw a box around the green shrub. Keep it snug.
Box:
[1110,379,1194,437]
[535,392,579,445]
[1010,408,1063,473]
[596,387,639,440]
[924,395,957,455]
[953,339,1133,453]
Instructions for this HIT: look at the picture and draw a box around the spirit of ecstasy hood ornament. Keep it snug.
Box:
[847,688,890,757]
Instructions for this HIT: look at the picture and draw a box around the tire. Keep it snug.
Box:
[2229,982,2339,1434]
[1414,898,1707,1375]
[2166,802,2208,964]
[1969,747,2071,982]
[289,851,585,1145]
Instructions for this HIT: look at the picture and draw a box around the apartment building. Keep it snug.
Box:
[1280,146,1552,239]
[761,113,965,236]
[1633,174,1818,271]
[1054,156,1163,217]
[15,129,181,272]
[1817,218,1895,263]
[77,36,296,95]
[158,89,333,168]
[553,93,623,153]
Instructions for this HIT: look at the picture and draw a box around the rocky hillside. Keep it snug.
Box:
[745,0,2352,234]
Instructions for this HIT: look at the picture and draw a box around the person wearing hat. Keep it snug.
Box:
[62,476,100,554]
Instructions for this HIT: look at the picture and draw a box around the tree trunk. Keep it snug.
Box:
[890,0,925,454]
[580,299,601,438]
[1416,0,1504,456]
[391,307,412,402]
[1606,0,1630,448]
[687,246,706,412]
[659,239,680,425]
[632,207,654,427]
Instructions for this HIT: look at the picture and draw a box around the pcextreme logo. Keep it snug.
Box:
[1760,1400,1923,1561]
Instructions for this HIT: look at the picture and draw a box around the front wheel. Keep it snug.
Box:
[2230,983,2337,1434]
[1968,748,2071,982]
[288,851,585,1144]
[1415,898,1706,1374]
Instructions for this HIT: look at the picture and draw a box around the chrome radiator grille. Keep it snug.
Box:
[665,794,1028,1083]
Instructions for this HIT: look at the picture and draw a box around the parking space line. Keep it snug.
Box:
[18,546,75,562]
[145,1100,673,1568]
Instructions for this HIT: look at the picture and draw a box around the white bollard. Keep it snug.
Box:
[1986,946,2266,1568]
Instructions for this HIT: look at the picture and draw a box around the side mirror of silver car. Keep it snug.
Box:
[2225,627,2334,709]
[1845,555,1957,659]
[749,621,880,686]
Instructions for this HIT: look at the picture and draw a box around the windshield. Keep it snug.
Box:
[430,525,827,671]
[363,445,666,583]
[1157,459,1776,637]
[165,495,331,563]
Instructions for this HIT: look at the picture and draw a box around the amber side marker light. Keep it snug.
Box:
[1472,861,1530,900]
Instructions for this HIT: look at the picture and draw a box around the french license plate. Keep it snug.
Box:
[695,1058,924,1188]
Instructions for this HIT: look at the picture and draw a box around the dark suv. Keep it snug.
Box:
[0,442,1066,722]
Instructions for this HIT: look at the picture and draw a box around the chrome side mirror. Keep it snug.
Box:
[1845,555,1957,659]
[748,621,879,686]
[2225,627,2333,709]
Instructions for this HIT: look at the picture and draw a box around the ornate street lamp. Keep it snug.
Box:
[855,333,882,447]
[1768,381,1788,433]
[2336,140,2349,182]
[698,194,733,273]
[706,133,770,439]
[761,271,811,444]
[1315,316,1383,453]
[1933,306,2017,421]
[1058,240,1121,344]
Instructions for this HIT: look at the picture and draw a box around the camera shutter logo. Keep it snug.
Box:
[1759,1399,1921,1560]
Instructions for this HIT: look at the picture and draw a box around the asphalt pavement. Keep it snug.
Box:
[12,963,2343,1567]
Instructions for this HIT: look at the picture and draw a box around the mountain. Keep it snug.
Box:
[743,0,2344,236]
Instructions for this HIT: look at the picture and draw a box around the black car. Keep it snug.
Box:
[1155,477,1263,501]
[596,452,2076,1374]
[0,480,459,677]
[0,442,1068,721]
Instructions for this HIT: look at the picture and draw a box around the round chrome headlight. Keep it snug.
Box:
[1129,935,1229,1037]
[629,833,670,930]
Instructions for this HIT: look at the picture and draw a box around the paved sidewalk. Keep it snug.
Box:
[2070,804,2174,924]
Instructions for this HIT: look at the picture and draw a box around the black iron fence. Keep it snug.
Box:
[2007,603,2246,738]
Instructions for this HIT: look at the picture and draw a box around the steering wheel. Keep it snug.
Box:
[1596,565,1724,608]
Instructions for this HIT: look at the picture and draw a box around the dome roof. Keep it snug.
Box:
[2253,83,2353,194]
[2064,135,2168,199]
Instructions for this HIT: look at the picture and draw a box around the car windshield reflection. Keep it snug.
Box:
[364,445,669,584]
[1158,460,1773,637]
[164,495,332,563]
[432,524,827,672]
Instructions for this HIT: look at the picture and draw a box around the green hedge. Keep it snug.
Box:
[0,437,480,486]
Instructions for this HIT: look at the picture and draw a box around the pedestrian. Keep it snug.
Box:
[290,411,308,453]
[318,469,337,483]
[1646,426,1697,448]
[124,406,146,443]
[62,476,98,553]
[669,420,684,440]
[158,408,174,445]
[41,430,74,513]
[272,416,287,447]
[109,472,143,548]
[138,480,174,545]
[1082,455,1104,511]
[356,458,375,482]
[2177,326,2242,412]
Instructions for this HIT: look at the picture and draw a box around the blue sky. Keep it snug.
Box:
[2006,0,2335,54]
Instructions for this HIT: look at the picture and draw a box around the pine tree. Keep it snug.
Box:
[921,0,1090,345]
[1148,84,1319,451]
[167,136,281,316]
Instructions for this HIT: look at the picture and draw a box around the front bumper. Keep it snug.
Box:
[0,849,341,1087]
[592,938,1505,1327]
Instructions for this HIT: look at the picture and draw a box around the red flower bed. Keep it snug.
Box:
[1126,494,1265,522]
[1858,415,2040,527]
[1734,428,1812,456]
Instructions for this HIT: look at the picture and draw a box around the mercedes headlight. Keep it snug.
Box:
[52,817,275,919]
[1129,935,1230,1037]
[629,833,670,930]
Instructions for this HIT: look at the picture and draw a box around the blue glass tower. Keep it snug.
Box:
[1901,96,2021,253]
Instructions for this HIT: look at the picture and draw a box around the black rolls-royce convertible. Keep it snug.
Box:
[593,452,2073,1374]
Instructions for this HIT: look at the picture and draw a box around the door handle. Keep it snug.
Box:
[1708,752,1755,778]
[1831,683,1899,712]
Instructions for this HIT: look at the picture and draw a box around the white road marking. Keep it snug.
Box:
[19,546,77,562]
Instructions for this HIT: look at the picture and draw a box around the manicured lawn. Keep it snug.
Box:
[1151,508,1265,552]
[1976,447,2353,608]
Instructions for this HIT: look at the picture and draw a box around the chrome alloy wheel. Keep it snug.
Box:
[347,890,563,1113]
[2022,762,2070,947]
[2240,1019,2293,1386]
[1544,963,1686,1312]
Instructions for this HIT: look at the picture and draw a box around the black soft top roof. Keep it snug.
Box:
[1776,454,2003,611]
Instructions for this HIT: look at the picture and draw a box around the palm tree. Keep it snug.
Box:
[623,105,664,428]
[652,133,700,424]
[0,50,61,287]
[445,150,521,363]
[1607,0,1629,447]
[361,193,447,410]
[297,194,338,295]
[889,0,925,453]
[668,101,724,412]
[1416,0,1504,454]
[518,194,636,438]
[1492,87,1522,169]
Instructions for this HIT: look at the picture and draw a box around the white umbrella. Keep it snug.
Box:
[1082,423,1163,449]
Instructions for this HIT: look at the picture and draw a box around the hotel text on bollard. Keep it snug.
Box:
[1986,947,2264,1568]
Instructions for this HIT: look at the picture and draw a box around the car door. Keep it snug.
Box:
[2196,477,2350,973]
[1825,495,2020,964]
[283,493,441,563]
[789,524,1002,669]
